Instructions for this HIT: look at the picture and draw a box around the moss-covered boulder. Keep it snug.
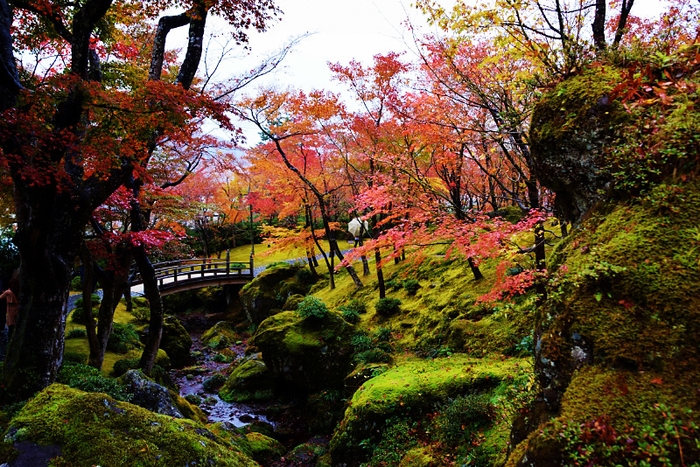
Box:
[329,355,528,466]
[160,315,192,367]
[530,67,626,222]
[3,384,258,466]
[118,369,187,419]
[239,263,316,325]
[201,321,239,350]
[244,431,286,464]
[219,353,274,403]
[249,310,354,395]
[507,181,700,465]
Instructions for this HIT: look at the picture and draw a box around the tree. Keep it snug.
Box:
[0,0,280,401]
[236,89,364,289]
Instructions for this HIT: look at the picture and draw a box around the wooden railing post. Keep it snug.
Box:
[226,250,230,275]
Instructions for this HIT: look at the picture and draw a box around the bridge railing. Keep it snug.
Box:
[130,256,254,289]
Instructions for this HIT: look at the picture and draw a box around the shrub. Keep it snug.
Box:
[129,296,151,322]
[341,308,360,323]
[212,353,234,363]
[70,276,82,291]
[70,294,101,324]
[351,332,373,352]
[106,323,141,354]
[432,393,494,446]
[374,327,392,342]
[341,299,367,315]
[384,279,402,291]
[111,358,140,377]
[353,348,392,364]
[58,362,132,402]
[66,328,87,339]
[363,416,418,466]
[295,267,316,285]
[402,279,420,295]
[63,351,87,364]
[375,297,401,316]
[296,296,329,320]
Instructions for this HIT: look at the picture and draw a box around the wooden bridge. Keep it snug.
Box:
[129,257,255,296]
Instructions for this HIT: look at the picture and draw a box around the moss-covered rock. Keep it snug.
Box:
[508,181,700,465]
[4,384,258,466]
[530,67,627,222]
[329,355,528,466]
[219,353,274,403]
[118,369,186,419]
[160,315,192,367]
[239,263,316,325]
[201,321,238,350]
[244,431,285,464]
[249,310,354,395]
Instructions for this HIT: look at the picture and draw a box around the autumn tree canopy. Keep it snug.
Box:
[0,0,281,402]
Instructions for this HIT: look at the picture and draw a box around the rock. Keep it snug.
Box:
[118,369,184,418]
[529,67,626,223]
[250,310,354,395]
[219,353,274,403]
[159,315,192,367]
[239,263,316,325]
[245,432,286,464]
[201,321,238,350]
[3,384,258,466]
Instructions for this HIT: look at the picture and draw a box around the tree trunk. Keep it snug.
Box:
[128,177,164,376]
[134,246,164,375]
[0,0,21,111]
[467,257,484,281]
[375,247,386,299]
[89,244,132,370]
[80,245,100,368]
[2,188,86,402]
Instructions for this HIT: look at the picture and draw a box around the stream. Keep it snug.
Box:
[169,317,273,428]
[171,314,327,467]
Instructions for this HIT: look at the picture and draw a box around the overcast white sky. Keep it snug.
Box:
[204,0,670,144]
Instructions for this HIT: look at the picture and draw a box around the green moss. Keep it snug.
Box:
[219,355,273,403]
[398,447,437,467]
[244,431,285,464]
[330,355,530,465]
[509,180,700,465]
[169,390,208,424]
[6,384,257,466]
[201,321,238,350]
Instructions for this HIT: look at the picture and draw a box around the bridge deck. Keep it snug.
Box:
[130,257,254,296]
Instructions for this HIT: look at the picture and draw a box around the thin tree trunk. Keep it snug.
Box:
[128,176,164,376]
[80,244,100,368]
[375,247,386,299]
[467,257,484,281]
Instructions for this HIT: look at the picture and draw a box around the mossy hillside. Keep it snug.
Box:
[313,252,514,354]
[329,355,530,465]
[5,384,258,466]
[507,367,700,466]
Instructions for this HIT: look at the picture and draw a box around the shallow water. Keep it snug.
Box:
[170,331,273,428]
